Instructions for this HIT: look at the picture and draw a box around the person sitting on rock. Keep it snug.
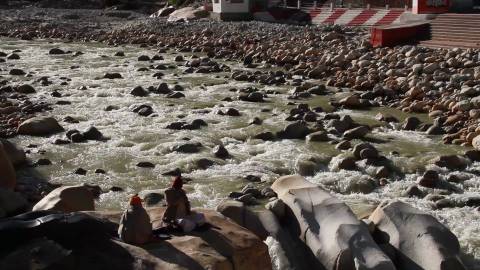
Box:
[162,176,205,232]
[118,194,152,245]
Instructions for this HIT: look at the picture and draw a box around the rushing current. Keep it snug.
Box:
[1,38,479,268]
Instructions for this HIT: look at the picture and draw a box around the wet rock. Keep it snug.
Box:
[249,117,263,125]
[174,55,184,62]
[114,51,125,57]
[82,127,104,141]
[295,154,329,177]
[161,168,182,176]
[404,184,425,198]
[352,143,377,160]
[336,140,351,150]
[103,73,122,79]
[70,132,86,143]
[95,169,106,174]
[244,175,261,182]
[239,92,264,102]
[277,121,311,139]
[104,105,119,111]
[194,158,214,169]
[402,116,421,131]
[236,194,258,205]
[261,187,276,198]
[74,168,87,175]
[375,113,398,123]
[253,132,275,141]
[306,131,329,142]
[109,186,123,192]
[36,158,52,166]
[417,170,439,188]
[213,145,229,159]
[433,155,469,170]
[172,142,202,153]
[465,149,480,161]
[32,184,95,212]
[369,200,466,270]
[426,125,444,135]
[137,55,150,61]
[337,156,357,170]
[343,126,369,139]
[130,86,148,97]
[16,84,36,94]
[225,108,240,116]
[17,116,64,136]
[166,91,185,98]
[6,53,20,60]
[142,192,164,207]
[53,139,70,145]
[9,69,26,75]
[136,162,155,168]
[49,48,66,55]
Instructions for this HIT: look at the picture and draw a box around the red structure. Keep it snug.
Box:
[412,0,449,14]
[370,22,429,47]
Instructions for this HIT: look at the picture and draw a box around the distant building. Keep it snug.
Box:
[212,0,253,20]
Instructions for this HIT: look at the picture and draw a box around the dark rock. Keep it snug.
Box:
[402,117,421,131]
[277,121,311,139]
[336,140,351,150]
[143,192,164,206]
[137,162,155,168]
[337,156,357,170]
[225,108,240,116]
[166,92,185,98]
[404,184,425,198]
[70,133,86,143]
[172,143,202,153]
[9,69,26,76]
[16,84,35,94]
[103,73,122,79]
[213,145,229,159]
[130,86,148,97]
[343,126,369,139]
[418,170,439,188]
[74,168,87,175]
[95,169,106,174]
[49,48,66,55]
[433,155,469,170]
[465,150,480,162]
[244,175,261,182]
[36,159,52,166]
[195,158,214,169]
[254,132,275,141]
[82,127,104,141]
[138,55,150,61]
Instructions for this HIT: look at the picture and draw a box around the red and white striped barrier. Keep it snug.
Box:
[309,8,406,26]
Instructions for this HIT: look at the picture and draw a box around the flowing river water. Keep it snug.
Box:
[1,38,479,268]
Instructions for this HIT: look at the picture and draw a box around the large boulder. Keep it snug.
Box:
[167,7,209,22]
[32,185,95,212]
[0,142,16,190]
[0,188,28,218]
[216,200,269,240]
[277,121,311,139]
[150,6,175,17]
[271,175,395,270]
[0,139,26,166]
[17,116,64,136]
[86,207,272,270]
[369,200,466,270]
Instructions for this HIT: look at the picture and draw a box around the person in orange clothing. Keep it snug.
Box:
[162,176,205,232]
[118,194,152,245]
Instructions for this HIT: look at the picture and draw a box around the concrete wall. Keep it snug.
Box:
[450,0,474,12]
[213,0,249,13]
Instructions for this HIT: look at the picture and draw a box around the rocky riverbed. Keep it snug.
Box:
[0,6,480,270]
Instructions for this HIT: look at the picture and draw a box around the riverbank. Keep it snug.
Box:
[0,5,479,269]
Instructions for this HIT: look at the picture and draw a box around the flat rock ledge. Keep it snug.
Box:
[0,207,271,270]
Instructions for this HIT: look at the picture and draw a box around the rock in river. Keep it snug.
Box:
[369,200,466,270]
[17,116,64,136]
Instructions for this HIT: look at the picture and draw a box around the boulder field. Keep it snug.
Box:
[220,175,467,270]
